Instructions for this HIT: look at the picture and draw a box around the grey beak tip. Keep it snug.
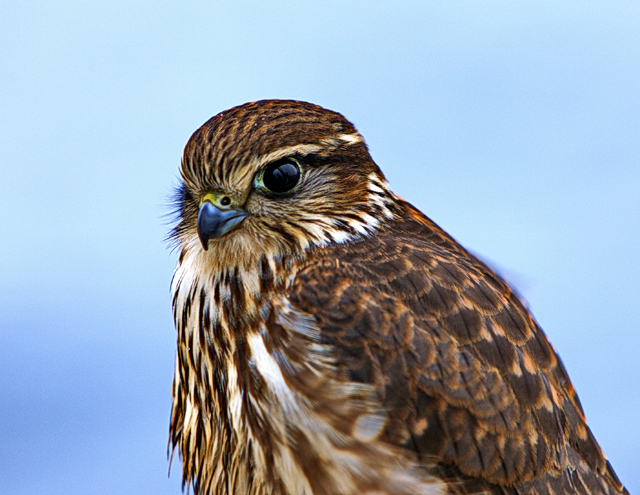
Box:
[198,232,210,250]
[197,202,247,248]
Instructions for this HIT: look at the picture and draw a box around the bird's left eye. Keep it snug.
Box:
[258,159,301,194]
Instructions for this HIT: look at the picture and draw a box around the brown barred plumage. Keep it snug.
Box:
[168,100,628,495]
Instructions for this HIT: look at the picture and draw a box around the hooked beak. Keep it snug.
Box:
[197,201,248,250]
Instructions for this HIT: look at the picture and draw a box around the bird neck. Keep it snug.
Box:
[169,248,307,493]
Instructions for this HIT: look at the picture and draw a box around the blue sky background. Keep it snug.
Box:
[1,2,638,493]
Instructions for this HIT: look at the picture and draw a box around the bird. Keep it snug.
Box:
[167,99,628,495]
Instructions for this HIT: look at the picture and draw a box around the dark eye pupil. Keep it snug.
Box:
[263,160,300,193]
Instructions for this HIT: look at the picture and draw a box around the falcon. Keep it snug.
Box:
[168,100,628,495]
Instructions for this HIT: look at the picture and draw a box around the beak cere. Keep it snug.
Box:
[197,201,248,249]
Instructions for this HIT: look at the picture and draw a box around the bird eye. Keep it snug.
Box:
[260,159,301,194]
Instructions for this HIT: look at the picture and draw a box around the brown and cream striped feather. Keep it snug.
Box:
[168,100,628,495]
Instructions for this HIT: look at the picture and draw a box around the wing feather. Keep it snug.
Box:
[287,202,626,495]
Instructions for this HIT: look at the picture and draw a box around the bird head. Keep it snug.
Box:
[171,100,396,269]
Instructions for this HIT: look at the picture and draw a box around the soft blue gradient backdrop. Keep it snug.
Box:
[1,2,638,493]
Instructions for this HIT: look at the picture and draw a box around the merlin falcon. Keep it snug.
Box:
[168,100,628,495]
